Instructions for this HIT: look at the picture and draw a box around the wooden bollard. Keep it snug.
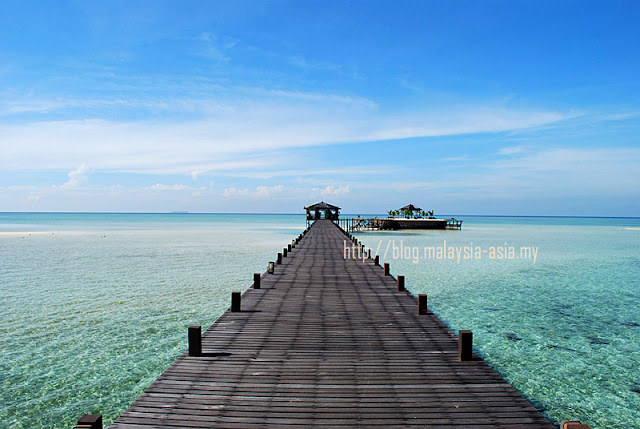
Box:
[74,414,102,429]
[397,275,405,291]
[288,244,292,252]
[277,252,282,264]
[562,421,591,429]
[188,325,202,357]
[458,330,473,361]
[283,248,287,257]
[384,263,390,276]
[231,291,241,312]
[418,294,428,314]
[374,255,379,266]
[268,262,275,274]
[367,249,371,258]
[253,273,261,289]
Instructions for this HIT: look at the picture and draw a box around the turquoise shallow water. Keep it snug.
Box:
[1,213,639,428]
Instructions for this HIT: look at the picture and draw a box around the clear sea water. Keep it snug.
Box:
[0,213,639,429]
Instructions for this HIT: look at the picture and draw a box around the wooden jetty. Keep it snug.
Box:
[76,219,587,429]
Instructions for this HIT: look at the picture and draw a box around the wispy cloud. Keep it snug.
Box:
[254,185,284,199]
[365,109,569,141]
[0,99,570,175]
[319,185,350,196]
[62,164,90,188]
[149,183,192,191]
[288,55,343,72]
[222,186,249,197]
[498,145,529,155]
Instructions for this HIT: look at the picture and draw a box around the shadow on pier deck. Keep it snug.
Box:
[78,219,586,429]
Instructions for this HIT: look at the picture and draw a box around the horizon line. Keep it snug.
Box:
[1,211,639,219]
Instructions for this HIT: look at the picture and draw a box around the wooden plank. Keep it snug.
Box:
[110,219,553,428]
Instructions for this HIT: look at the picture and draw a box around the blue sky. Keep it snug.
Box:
[1,1,639,215]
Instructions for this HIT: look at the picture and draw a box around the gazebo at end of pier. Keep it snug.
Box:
[305,201,340,224]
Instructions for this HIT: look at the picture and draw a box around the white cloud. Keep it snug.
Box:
[236,165,394,180]
[222,187,249,197]
[191,187,208,197]
[254,185,284,199]
[489,147,640,174]
[62,164,90,188]
[0,91,570,175]
[320,185,350,196]
[365,109,568,141]
[149,184,191,191]
[498,145,529,155]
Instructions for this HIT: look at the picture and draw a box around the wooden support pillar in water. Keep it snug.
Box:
[397,275,405,291]
[253,273,261,289]
[418,294,428,315]
[188,325,202,357]
[231,292,241,312]
[562,422,592,429]
[73,414,102,429]
[458,330,472,361]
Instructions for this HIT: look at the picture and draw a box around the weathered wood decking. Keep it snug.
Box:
[110,219,555,428]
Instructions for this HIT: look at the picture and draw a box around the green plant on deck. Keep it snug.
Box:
[387,210,394,218]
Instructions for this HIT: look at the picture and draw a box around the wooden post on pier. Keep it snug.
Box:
[288,244,292,252]
[277,253,282,264]
[418,294,428,314]
[374,255,379,265]
[231,292,241,312]
[253,273,261,289]
[188,325,202,357]
[384,263,390,276]
[268,262,275,274]
[283,248,288,257]
[73,414,102,429]
[397,275,405,291]
[459,330,473,361]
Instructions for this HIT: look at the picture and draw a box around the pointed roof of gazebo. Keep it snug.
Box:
[305,201,341,210]
[399,204,422,211]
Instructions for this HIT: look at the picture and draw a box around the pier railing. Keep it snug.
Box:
[333,217,463,231]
